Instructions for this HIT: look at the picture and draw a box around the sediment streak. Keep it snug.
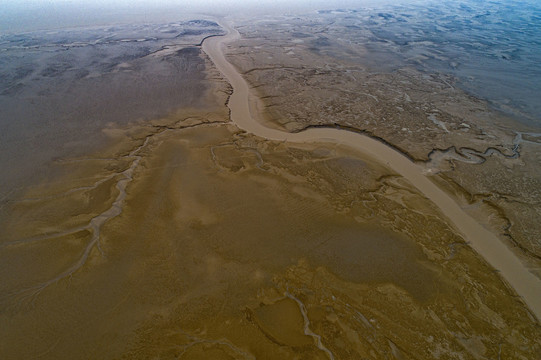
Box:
[202,21,541,320]
[285,291,335,360]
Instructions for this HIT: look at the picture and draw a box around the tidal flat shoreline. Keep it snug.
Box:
[1,13,541,360]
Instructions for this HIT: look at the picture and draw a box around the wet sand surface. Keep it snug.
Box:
[1,14,541,360]
[2,118,540,359]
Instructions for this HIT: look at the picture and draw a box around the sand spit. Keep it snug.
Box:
[202,22,541,320]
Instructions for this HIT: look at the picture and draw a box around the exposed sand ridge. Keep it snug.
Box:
[202,21,541,320]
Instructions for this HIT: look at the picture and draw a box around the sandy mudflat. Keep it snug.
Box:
[3,116,540,359]
[203,22,541,320]
[224,8,541,275]
[1,15,541,360]
[0,20,224,202]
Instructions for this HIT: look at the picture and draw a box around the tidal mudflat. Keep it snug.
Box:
[0,19,224,201]
[2,103,540,359]
[1,4,541,360]
[225,6,541,279]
